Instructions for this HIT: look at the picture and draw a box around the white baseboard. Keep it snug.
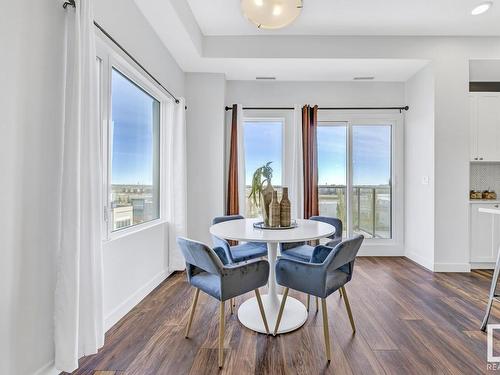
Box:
[104,269,171,331]
[470,262,495,269]
[433,262,471,272]
[405,251,434,271]
[33,361,58,375]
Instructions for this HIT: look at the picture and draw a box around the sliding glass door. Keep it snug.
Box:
[317,123,348,237]
[318,119,395,240]
[351,125,392,239]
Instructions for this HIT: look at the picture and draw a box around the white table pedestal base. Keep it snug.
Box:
[237,294,308,335]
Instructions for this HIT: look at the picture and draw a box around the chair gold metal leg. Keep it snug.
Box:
[316,296,319,312]
[306,294,310,312]
[185,288,200,338]
[321,298,331,362]
[230,298,234,314]
[339,288,343,299]
[273,287,289,336]
[341,286,356,333]
[255,289,270,335]
[219,301,225,368]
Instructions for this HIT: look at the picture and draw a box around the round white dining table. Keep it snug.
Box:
[209,218,335,335]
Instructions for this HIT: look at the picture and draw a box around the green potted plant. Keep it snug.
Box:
[248,162,274,225]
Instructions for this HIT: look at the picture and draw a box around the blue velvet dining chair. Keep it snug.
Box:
[279,216,343,311]
[273,235,364,362]
[212,215,268,263]
[177,237,270,368]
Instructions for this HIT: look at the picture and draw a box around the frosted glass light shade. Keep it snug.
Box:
[241,0,302,29]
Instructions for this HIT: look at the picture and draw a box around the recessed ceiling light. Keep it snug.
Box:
[254,0,263,6]
[471,2,493,15]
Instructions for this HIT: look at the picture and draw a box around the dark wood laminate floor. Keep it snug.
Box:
[67,257,500,375]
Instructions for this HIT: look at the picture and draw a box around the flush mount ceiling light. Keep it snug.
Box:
[241,0,303,29]
[471,1,493,15]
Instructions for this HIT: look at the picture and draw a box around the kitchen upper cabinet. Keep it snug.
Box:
[470,203,500,265]
[470,93,500,162]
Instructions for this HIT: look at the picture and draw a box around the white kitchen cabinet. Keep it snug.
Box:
[470,93,500,162]
[470,203,500,265]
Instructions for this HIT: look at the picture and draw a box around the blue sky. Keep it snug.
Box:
[111,69,159,185]
[318,125,391,186]
[244,121,283,185]
[245,121,391,187]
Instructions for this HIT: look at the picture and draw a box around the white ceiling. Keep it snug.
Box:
[187,0,500,36]
[135,0,497,82]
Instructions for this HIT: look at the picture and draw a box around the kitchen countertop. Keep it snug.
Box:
[479,207,500,215]
[469,200,500,204]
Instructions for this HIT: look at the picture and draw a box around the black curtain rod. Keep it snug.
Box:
[63,0,183,107]
[225,105,409,112]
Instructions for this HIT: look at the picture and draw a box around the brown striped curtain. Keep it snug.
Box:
[302,105,319,219]
[227,104,239,215]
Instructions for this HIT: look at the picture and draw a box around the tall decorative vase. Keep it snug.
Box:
[269,191,281,227]
[280,187,291,227]
[261,182,274,226]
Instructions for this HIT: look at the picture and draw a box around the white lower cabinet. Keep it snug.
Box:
[470,203,500,266]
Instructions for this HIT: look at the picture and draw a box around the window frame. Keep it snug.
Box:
[96,36,171,241]
[240,110,291,217]
[317,111,404,253]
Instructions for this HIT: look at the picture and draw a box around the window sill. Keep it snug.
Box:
[104,219,167,243]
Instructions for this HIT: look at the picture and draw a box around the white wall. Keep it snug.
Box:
[469,59,500,81]
[0,1,185,374]
[226,80,405,107]
[404,64,435,270]
[94,0,184,96]
[185,73,226,244]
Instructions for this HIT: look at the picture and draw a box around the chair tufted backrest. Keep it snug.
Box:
[212,215,244,225]
[324,235,364,276]
[309,216,342,240]
[177,237,224,275]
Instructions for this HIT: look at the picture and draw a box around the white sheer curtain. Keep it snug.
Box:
[290,105,304,219]
[54,0,104,372]
[236,105,246,216]
[168,98,188,271]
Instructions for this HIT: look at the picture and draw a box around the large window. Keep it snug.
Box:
[318,119,395,240]
[244,119,283,217]
[97,39,167,237]
[109,69,160,232]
